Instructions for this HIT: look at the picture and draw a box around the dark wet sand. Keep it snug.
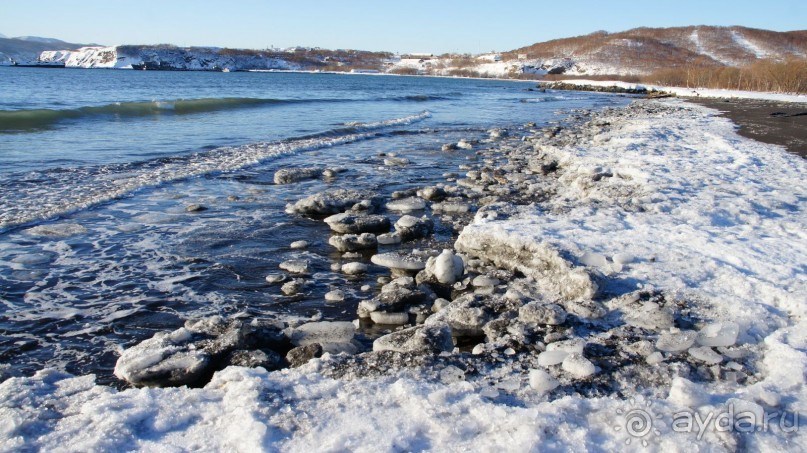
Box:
[686,97,807,158]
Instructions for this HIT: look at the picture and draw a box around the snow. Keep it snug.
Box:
[730,30,769,59]
[553,79,807,101]
[2,99,806,450]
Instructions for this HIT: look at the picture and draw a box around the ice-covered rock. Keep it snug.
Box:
[289,321,355,347]
[341,262,368,275]
[357,288,427,317]
[455,230,598,301]
[328,233,378,252]
[656,330,698,352]
[386,197,427,213]
[325,290,345,302]
[324,213,391,234]
[289,240,309,249]
[281,279,305,295]
[529,369,560,394]
[561,353,597,379]
[417,186,447,201]
[265,273,286,284]
[279,259,310,274]
[273,167,322,184]
[377,232,402,245]
[384,156,410,166]
[696,322,740,347]
[456,139,474,150]
[394,215,434,241]
[688,346,723,364]
[370,311,410,325]
[519,302,567,326]
[114,328,211,387]
[286,344,323,368]
[223,349,284,370]
[185,204,207,213]
[371,252,427,271]
[286,189,376,216]
[424,294,493,337]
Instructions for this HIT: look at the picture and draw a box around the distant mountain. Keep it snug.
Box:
[501,26,807,76]
[0,35,93,65]
[0,32,7,39]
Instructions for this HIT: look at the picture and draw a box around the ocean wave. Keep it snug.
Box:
[342,111,431,129]
[0,111,432,230]
[0,97,323,132]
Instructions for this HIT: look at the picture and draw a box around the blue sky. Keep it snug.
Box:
[0,0,804,53]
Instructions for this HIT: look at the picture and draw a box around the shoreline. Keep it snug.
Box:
[3,98,806,450]
[686,97,807,158]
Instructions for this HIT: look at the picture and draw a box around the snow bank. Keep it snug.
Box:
[2,100,806,451]
[553,79,807,102]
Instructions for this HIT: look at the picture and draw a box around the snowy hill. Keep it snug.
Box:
[504,26,807,76]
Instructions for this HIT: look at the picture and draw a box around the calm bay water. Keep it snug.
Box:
[0,66,630,383]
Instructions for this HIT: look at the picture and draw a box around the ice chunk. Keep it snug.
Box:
[431,201,471,214]
[537,350,569,366]
[289,240,309,249]
[377,232,402,245]
[341,262,368,275]
[519,302,567,326]
[324,213,391,234]
[529,369,560,394]
[668,377,710,408]
[423,249,464,285]
[373,323,454,354]
[289,321,354,346]
[386,197,426,213]
[384,156,410,166]
[561,353,596,379]
[371,252,427,271]
[394,215,434,240]
[688,346,723,364]
[656,330,697,352]
[370,311,410,325]
[472,275,500,287]
[612,253,635,265]
[579,252,608,268]
[624,302,674,331]
[546,338,586,354]
[324,290,345,302]
[646,351,664,365]
[114,328,211,387]
[274,167,321,184]
[696,322,740,347]
[329,233,378,252]
[440,365,466,383]
[455,229,598,301]
[286,189,373,216]
[279,259,310,274]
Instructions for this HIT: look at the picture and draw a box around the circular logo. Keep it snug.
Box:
[614,397,664,446]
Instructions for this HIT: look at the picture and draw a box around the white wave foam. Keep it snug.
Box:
[343,110,431,129]
[0,112,431,230]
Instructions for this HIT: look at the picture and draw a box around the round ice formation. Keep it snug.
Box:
[529,369,560,394]
[341,262,368,275]
[424,249,464,285]
[656,330,698,352]
[325,290,345,302]
[371,252,427,271]
[386,197,426,213]
[561,353,597,379]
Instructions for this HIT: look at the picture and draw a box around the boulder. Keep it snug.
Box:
[286,344,324,368]
[394,215,434,241]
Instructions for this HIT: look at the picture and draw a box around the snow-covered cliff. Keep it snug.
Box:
[38,45,304,71]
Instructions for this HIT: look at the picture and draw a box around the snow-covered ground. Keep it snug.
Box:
[552,79,807,102]
[1,99,805,451]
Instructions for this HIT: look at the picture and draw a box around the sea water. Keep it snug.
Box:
[0,66,630,384]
